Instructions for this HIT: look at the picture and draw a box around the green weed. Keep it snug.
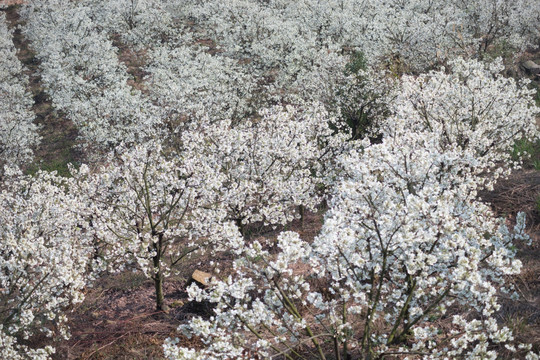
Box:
[510,138,540,168]
[25,148,79,178]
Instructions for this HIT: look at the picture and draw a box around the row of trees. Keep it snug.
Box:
[0,13,39,172]
[21,0,162,149]
[19,0,540,155]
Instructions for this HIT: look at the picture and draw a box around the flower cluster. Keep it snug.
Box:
[0,169,94,358]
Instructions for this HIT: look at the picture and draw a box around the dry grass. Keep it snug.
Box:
[480,170,540,232]
[480,170,540,356]
[110,34,149,92]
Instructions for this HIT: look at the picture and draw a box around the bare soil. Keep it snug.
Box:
[480,171,540,354]
[52,210,324,359]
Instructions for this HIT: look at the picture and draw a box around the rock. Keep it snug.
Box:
[190,270,212,287]
[522,60,540,74]
[170,300,185,308]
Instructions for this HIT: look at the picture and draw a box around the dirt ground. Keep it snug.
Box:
[53,211,324,360]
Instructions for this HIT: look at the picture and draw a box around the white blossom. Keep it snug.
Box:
[0,13,40,170]
[21,0,163,150]
[0,169,94,358]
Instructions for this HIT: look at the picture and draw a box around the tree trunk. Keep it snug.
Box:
[299,205,305,230]
[235,217,246,238]
[153,267,165,311]
[152,245,165,311]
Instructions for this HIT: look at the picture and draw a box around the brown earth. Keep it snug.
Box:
[55,211,323,359]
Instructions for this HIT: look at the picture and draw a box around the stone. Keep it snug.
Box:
[190,269,212,287]
[522,60,540,74]
[170,300,185,308]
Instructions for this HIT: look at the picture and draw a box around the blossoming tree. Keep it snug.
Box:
[21,0,162,151]
[183,103,348,231]
[163,134,536,359]
[0,169,93,359]
[71,141,226,311]
[377,58,540,189]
